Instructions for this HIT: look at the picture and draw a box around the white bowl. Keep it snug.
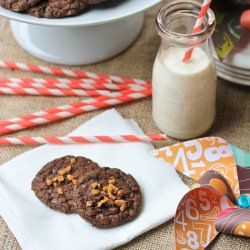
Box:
[0,0,162,65]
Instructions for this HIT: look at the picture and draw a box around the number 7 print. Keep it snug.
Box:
[192,222,212,247]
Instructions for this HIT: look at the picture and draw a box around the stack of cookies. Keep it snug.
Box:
[32,155,142,228]
[0,0,108,18]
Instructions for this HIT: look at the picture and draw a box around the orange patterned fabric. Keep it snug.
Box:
[153,137,240,198]
[153,137,250,249]
[175,187,234,250]
[234,222,250,237]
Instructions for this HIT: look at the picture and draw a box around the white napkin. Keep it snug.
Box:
[0,109,188,250]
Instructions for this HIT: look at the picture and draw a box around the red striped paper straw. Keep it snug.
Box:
[0,80,150,91]
[0,134,167,145]
[0,88,152,127]
[0,61,150,85]
[0,78,111,84]
[0,87,117,97]
[182,0,212,62]
[0,88,152,135]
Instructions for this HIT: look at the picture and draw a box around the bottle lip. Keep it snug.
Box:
[156,0,216,46]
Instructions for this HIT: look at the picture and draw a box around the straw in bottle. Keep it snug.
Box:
[182,0,212,62]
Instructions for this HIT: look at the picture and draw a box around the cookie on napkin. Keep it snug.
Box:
[73,167,142,228]
[32,155,100,213]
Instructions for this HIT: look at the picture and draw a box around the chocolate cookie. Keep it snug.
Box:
[0,0,43,12]
[27,0,87,18]
[32,155,100,213]
[74,167,142,228]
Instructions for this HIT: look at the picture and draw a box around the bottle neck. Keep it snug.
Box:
[156,0,216,48]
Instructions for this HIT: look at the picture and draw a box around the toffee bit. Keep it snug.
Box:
[108,179,116,185]
[91,182,98,189]
[53,176,58,182]
[117,190,124,197]
[58,188,64,195]
[70,158,76,164]
[120,203,126,212]
[46,179,52,186]
[86,201,93,207]
[58,169,66,175]
[57,176,64,182]
[97,196,109,208]
[72,179,77,185]
[91,189,100,195]
[67,174,74,181]
[115,199,127,211]
[65,165,72,174]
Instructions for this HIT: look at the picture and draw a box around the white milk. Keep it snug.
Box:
[152,47,216,139]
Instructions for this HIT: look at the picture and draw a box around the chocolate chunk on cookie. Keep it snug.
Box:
[74,167,142,228]
[32,155,100,213]
[27,0,87,18]
[0,0,43,12]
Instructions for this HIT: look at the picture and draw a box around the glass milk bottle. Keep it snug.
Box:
[152,0,217,140]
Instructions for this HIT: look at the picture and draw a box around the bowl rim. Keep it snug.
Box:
[0,0,162,27]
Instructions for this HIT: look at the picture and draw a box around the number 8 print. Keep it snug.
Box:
[204,145,233,162]
[187,230,199,249]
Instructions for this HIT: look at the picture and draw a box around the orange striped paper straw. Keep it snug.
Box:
[182,0,212,62]
[0,134,167,145]
[0,88,152,135]
[0,61,151,85]
[0,79,150,91]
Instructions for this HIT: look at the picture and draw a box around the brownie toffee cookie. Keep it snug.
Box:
[32,155,100,213]
[27,0,87,18]
[74,167,142,228]
[0,0,43,12]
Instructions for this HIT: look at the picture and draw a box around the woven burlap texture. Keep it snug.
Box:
[0,2,250,250]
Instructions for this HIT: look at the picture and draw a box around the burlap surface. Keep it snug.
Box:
[0,2,249,250]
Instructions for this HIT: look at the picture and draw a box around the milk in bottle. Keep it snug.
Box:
[152,1,217,139]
